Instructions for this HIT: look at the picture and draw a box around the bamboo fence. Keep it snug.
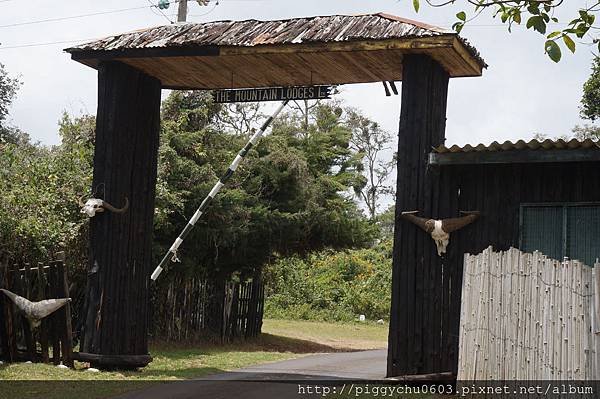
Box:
[458,247,599,380]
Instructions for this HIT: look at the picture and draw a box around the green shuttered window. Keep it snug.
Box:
[520,204,600,266]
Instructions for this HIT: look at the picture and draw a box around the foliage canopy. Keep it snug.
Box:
[410,0,599,62]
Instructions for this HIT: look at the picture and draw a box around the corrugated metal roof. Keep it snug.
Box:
[65,12,485,68]
[434,138,600,154]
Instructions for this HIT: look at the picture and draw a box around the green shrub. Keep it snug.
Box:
[263,240,392,322]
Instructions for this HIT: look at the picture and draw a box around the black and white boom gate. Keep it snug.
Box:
[151,100,289,281]
[66,13,485,372]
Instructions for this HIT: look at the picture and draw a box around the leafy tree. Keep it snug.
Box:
[346,108,395,220]
[215,102,265,137]
[376,204,396,240]
[571,56,600,140]
[571,124,600,140]
[410,1,599,62]
[0,114,92,260]
[581,57,600,122]
[0,63,27,145]
[155,92,375,280]
[264,240,393,322]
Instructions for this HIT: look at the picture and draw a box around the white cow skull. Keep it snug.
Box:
[79,196,129,218]
[81,198,105,217]
[401,211,480,256]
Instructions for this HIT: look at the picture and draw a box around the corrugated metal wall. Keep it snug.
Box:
[521,205,564,261]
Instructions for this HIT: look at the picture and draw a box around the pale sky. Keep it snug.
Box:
[0,0,597,147]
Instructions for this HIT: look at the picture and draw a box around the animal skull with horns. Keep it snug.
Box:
[400,211,480,256]
[79,196,129,217]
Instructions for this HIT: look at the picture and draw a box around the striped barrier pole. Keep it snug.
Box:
[150,100,289,281]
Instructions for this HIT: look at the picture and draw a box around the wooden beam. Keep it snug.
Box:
[70,45,221,65]
[385,371,455,382]
[70,37,454,62]
[429,149,600,165]
[73,352,152,368]
[451,37,484,77]
[69,35,484,84]
[219,36,457,56]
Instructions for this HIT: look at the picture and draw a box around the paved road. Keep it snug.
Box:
[116,349,387,399]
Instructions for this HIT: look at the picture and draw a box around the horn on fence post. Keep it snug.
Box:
[101,197,129,213]
[150,100,290,281]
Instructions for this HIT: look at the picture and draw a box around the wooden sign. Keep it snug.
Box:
[212,86,332,103]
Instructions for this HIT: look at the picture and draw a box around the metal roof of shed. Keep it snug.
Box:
[65,13,486,89]
[430,139,600,165]
[434,138,600,153]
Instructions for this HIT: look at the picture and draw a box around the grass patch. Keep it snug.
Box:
[0,318,389,398]
[0,337,301,399]
[262,318,388,351]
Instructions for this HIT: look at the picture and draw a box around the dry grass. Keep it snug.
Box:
[262,318,388,351]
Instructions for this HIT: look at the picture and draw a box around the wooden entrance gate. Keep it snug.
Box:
[65,13,486,371]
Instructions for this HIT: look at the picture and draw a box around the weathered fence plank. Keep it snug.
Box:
[458,247,599,380]
[151,275,264,342]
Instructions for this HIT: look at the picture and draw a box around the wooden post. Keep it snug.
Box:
[36,262,49,363]
[177,0,188,22]
[56,257,74,367]
[388,55,450,377]
[78,61,161,369]
[21,263,35,362]
[0,256,9,361]
[47,263,61,365]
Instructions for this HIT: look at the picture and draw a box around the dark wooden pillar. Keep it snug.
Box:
[387,55,450,377]
[78,62,161,369]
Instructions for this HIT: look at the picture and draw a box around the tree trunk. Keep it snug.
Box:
[78,61,161,369]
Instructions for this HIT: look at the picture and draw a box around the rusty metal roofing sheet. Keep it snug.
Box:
[65,13,485,67]
[434,139,600,154]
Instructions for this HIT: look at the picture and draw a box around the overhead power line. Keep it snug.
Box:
[0,6,151,28]
[0,38,99,50]
[0,0,227,29]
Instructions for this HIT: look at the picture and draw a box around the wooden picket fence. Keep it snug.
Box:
[151,274,264,342]
[0,252,73,366]
[458,247,600,381]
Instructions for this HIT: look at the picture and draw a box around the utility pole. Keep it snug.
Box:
[177,0,187,22]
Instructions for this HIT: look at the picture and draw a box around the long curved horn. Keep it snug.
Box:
[441,211,480,233]
[78,194,87,207]
[1,289,71,327]
[102,197,129,213]
[400,211,434,233]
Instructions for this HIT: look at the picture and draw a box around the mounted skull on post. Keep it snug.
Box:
[400,211,480,256]
[79,196,129,218]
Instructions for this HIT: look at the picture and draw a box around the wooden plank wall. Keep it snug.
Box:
[388,54,450,377]
[79,61,161,368]
[0,254,73,366]
[458,247,599,380]
[390,161,600,377]
[151,275,264,342]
